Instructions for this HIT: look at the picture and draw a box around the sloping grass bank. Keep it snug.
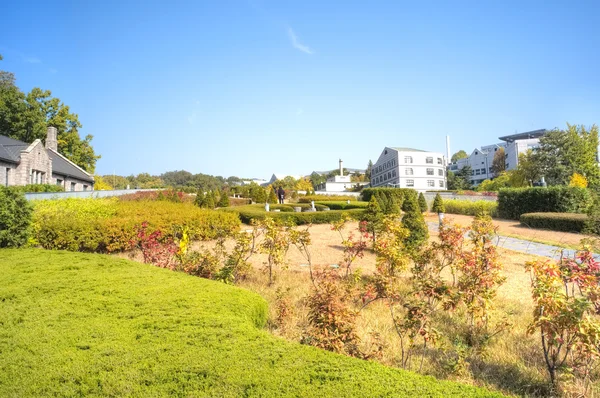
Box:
[0,249,502,397]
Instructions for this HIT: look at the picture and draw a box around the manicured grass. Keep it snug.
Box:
[0,249,503,397]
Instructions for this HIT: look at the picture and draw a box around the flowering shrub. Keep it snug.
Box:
[527,246,600,394]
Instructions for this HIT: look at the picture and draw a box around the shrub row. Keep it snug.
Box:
[315,201,369,210]
[33,199,240,253]
[298,195,359,203]
[498,187,592,220]
[520,212,587,233]
[443,199,498,217]
[8,184,64,193]
[222,205,365,225]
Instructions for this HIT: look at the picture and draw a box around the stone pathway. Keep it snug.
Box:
[427,222,597,260]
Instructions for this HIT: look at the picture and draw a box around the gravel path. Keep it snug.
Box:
[427,222,595,260]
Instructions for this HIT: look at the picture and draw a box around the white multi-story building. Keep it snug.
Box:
[370,147,447,191]
[448,129,546,185]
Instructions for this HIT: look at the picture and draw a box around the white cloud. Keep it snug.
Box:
[287,28,314,55]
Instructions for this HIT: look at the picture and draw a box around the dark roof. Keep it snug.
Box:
[0,135,29,163]
[498,129,547,143]
[48,149,94,183]
[0,133,94,183]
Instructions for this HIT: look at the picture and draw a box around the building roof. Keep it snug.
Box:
[0,135,29,163]
[47,149,95,183]
[0,133,94,183]
[390,147,427,152]
[498,129,547,143]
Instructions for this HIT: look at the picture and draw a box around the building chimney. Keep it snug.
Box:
[339,158,343,176]
[46,126,58,152]
[446,135,451,164]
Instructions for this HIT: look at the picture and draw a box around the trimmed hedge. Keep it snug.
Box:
[8,184,64,193]
[298,195,359,203]
[443,199,498,217]
[315,201,369,210]
[498,187,592,220]
[222,205,365,225]
[361,188,414,203]
[32,199,240,253]
[520,212,587,233]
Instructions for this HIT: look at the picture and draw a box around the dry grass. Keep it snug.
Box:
[116,220,598,397]
[427,213,593,249]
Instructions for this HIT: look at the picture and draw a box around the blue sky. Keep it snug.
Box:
[1,0,599,179]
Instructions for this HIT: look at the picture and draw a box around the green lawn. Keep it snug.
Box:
[0,249,504,397]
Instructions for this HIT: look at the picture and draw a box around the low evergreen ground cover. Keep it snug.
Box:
[0,249,502,397]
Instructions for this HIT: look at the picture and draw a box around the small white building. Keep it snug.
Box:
[371,147,447,191]
[315,159,369,192]
[448,129,546,186]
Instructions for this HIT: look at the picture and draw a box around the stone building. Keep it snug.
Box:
[0,126,94,191]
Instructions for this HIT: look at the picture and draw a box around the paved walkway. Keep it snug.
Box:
[427,222,595,260]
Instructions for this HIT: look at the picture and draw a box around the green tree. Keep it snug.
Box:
[194,190,205,207]
[362,196,384,244]
[448,166,472,190]
[365,159,373,182]
[491,147,505,176]
[432,193,445,213]
[533,124,600,188]
[401,193,429,251]
[451,150,468,163]
[0,58,100,172]
[309,172,326,189]
[515,149,541,186]
[418,192,427,213]
[202,191,215,209]
[267,188,278,204]
[217,192,230,207]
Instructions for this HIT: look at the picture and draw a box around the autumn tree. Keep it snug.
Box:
[491,147,505,176]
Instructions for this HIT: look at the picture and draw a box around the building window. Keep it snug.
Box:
[70,182,76,191]
[426,168,434,175]
[404,156,413,164]
[475,169,481,175]
[83,185,88,191]
[406,179,414,187]
[438,169,443,176]
[392,170,397,177]
[480,168,486,174]
[388,172,392,179]
[427,180,435,187]
[405,168,413,175]
[439,180,444,187]
[489,167,493,173]
[5,168,9,187]
[437,158,442,164]
[426,157,433,164]
[56,179,63,186]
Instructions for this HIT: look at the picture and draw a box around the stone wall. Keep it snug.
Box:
[0,161,17,187]
[53,174,93,192]
[16,140,52,185]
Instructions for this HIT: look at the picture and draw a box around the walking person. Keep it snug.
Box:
[277,186,285,204]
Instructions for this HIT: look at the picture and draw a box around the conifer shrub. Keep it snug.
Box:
[217,193,230,207]
[418,192,427,213]
[401,193,428,251]
[432,193,445,213]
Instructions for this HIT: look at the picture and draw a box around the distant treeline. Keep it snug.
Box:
[100,171,249,192]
